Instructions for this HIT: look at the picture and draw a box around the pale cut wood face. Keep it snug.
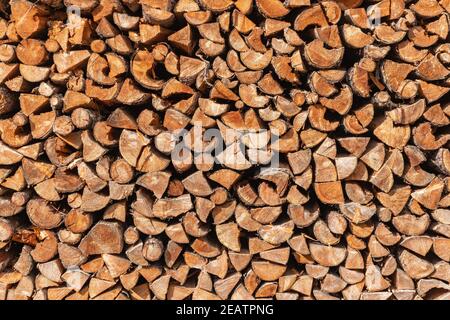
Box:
[0,0,449,301]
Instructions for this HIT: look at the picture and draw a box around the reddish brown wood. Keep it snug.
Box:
[0,0,449,301]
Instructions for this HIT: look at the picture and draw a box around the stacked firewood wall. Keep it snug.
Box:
[0,0,449,300]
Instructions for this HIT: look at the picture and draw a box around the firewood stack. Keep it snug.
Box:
[0,0,449,301]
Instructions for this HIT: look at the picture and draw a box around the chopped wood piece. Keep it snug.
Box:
[373,117,410,149]
[314,182,344,204]
[399,249,435,280]
[216,223,241,252]
[78,222,123,256]
[393,214,430,236]
[309,243,347,267]
[411,178,444,210]
[153,195,193,219]
[252,261,286,281]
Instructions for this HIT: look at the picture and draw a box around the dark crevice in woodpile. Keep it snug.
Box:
[0,0,449,301]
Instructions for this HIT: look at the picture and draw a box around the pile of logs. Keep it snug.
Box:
[0,0,449,300]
